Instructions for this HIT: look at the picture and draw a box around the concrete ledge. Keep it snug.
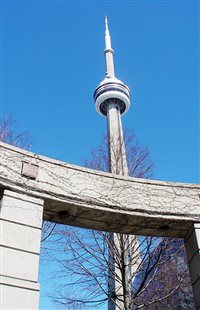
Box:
[0,276,40,309]
[0,219,42,253]
[0,190,43,228]
[0,275,39,291]
[0,246,40,282]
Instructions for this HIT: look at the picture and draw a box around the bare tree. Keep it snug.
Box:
[132,238,194,309]
[42,230,194,309]
[84,129,153,179]
[41,130,194,309]
[0,114,31,149]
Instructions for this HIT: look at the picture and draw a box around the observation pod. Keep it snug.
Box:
[94,17,131,117]
[94,77,131,117]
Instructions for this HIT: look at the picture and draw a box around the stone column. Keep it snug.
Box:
[0,189,44,309]
[184,223,200,310]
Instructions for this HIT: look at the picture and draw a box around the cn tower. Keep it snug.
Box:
[94,16,130,177]
[94,17,132,310]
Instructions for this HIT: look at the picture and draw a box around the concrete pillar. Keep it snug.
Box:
[0,190,44,309]
[184,223,200,310]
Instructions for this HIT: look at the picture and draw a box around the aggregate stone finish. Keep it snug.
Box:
[1,142,200,238]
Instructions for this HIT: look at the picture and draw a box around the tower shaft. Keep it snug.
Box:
[107,103,133,310]
[107,103,128,175]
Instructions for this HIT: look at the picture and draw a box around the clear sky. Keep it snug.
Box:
[1,0,199,308]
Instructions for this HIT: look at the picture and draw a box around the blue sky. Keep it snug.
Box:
[1,0,199,183]
[1,0,199,308]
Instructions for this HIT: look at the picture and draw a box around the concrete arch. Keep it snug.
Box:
[0,142,200,308]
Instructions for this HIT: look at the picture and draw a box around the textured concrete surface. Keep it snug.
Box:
[1,142,200,238]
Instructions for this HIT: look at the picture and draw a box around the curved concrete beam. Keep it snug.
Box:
[0,142,200,237]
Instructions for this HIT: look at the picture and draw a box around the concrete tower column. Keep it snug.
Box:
[107,102,128,176]
[0,189,44,309]
[107,102,130,310]
[185,224,200,309]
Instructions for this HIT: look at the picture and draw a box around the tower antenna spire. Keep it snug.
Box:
[105,15,109,37]
[105,15,108,30]
[104,16,115,77]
